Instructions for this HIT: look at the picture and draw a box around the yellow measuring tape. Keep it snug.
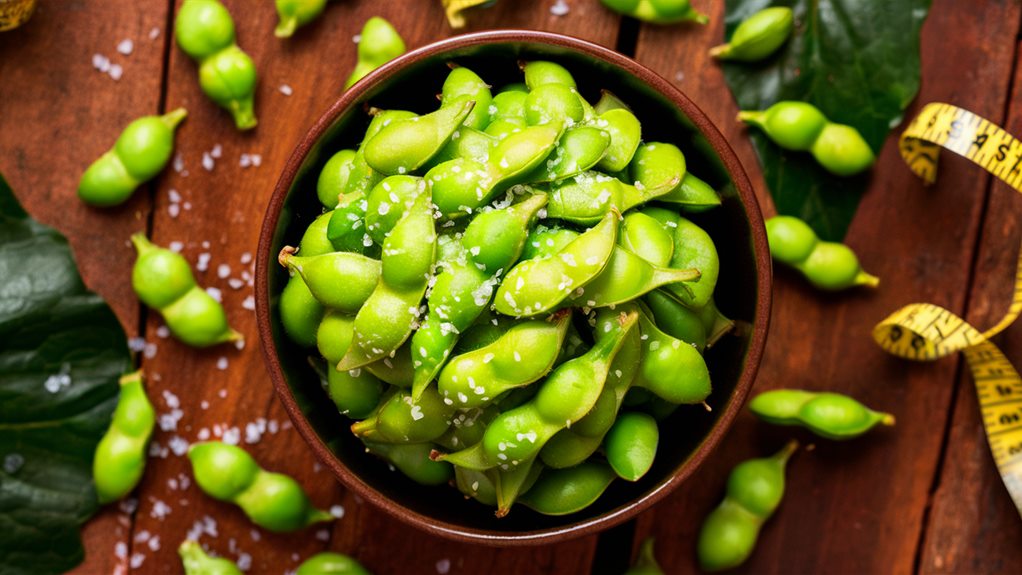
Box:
[0,0,36,32]
[441,0,492,28]
[873,102,1022,516]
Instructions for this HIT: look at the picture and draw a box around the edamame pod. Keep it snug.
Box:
[78,108,187,206]
[188,442,333,532]
[625,538,665,575]
[600,0,709,25]
[279,211,335,347]
[175,0,257,130]
[277,247,382,313]
[351,388,454,443]
[364,101,475,175]
[566,246,700,308]
[518,461,616,516]
[748,389,895,439]
[317,149,357,209]
[363,440,453,485]
[605,411,659,481]
[296,552,372,575]
[346,17,405,88]
[179,540,242,575]
[441,66,493,130]
[710,7,793,62]
[697,441,798,571]
[93,371,154,503]
[633,304,711,404]
[765,215,879,290]
[661,216,719,309]
[274,0,327,38]
[132,234,240,347]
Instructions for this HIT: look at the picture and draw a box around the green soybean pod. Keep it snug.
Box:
[93,371,155,504]
[661,216,719,309]
[620,211,676,267]
[351,388,454,443]
[277,246,382,312]
[605,411,659,481]
[363,440,453,486]
[710,7,794,62]
[625,538,665,575]
[279,211,335,347]
[633,303,711,404]
[296,552,372,575]
[810,122,876,177]
[346,17,405,89]
[175,0,258,130]
[363,100,475,175]
[600,0,709,24]
[765,215,879,290]
[697,441,798,571]
[188,441,333,532]
[518,461,617,516]
[566,246,700,308]
[455,467,497,506]
[642,290,707,351]
[522,60,577,89]
[132,234,240,347]
[442,66,493,130]
[748,389,895,440]
[317,149,357,209]
[595,108,642,173]
[179,540,242,575]
[316,311,384,419]
[274,0,327,38]
[78,108,187,207]
[656,172,722,212]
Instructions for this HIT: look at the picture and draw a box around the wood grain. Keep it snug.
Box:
[0,2,168,574]
[918,36,1022,575]
[629,0,1022,573]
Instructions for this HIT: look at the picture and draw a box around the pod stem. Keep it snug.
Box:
[230,97,258,131]
[687,10,710,25]
[875,411,896,426]
[220,328,244,344]
[736,110,764,126]
[773,439,800,465]
[274,17,298,38]
[350,417,377,438]
[130,233,156,256]
[634,538,660,571]
[306,507,335,526]
[119,369,144,387]
[708,43,732,59]
[277,245,297,269]
[856,270,881,288]
[161,107,188,130]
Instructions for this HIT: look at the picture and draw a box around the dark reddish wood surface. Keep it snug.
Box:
[1,0,1020,573]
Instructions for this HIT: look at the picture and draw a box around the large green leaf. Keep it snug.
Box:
[0,174,130,575]
[721,0,931,240]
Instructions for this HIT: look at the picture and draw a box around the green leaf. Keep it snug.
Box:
[721,0,931,240]
[0,173,130,575]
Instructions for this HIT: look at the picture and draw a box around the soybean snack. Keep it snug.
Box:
[697,441,798,571]
[749,389,895,440]
[710,7,793,62]
[766,215,879,290]
[188,441,333,532]
[175,0,258,130]
[132,234,241,347]
[78,108,186,207]
[93,371,154,503]
[278,60,736,517]
[346,17,405,89]
[274,0,327,38]
[179,540,242,575]
[739,101,875,176]
[600,0,709,24]
[296,552,373,575]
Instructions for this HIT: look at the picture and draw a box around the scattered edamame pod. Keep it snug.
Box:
[625,538,665,575]
[274,0,327,38]
[175,0,257,130]
[765,215,879,290]
[296,552,373,575]
[93,371,154,504]
[697,441,798,571]
[188,441,333,532]
[710,7,794,62]
[78,108,187,207]
[600,0,709,24]
[749,389,895,439]
[346,17,405,89]
[132,234,240,347]
[179,540,242,575]
[739,101,875,176]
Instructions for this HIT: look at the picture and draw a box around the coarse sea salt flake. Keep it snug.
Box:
[117,39,134,55]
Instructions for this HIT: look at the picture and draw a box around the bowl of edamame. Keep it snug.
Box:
[256,30,771,545]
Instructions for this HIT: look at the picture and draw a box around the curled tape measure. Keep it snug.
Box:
[0,0,36,32]
[873,102,1022,516]
[441,0,494,28]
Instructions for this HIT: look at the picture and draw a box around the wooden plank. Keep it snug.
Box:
[918,39,1022,575]
[126,1,622,574]
[629,0,1022,572]
[0,2,169,574]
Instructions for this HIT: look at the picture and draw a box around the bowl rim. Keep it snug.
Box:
[256,29,772,546]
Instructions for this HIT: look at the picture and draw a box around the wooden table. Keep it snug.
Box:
[2,0,1020,573]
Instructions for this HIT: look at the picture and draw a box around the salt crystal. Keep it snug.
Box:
[206,287,222,302]
[353,34,361,43]
[197,252,211,272]
[315,529,329,541]
[149,27,160,40]
[222,427,240,445]
[168,189,181,203]
[128,337,146,352]
[117,39,134,55]
[240,252,253,265]
[143,342,157,359]
[168,436,189,456]
[168,241,184,252]
[202,152,214,171]
[168,203,180,218]
[330,505,345,518]
[228,278,244,290]
[109,64,123,81]
[149,498,171,520]
[147,536,160,551]
[242,295,256,311]
[183,201,192,211]
[217,263,231,279]
[249,154,262,167]
[92,53,110,72]
[211,144,222,159]
[279,84,293,96]
[237,553,252,571]
[114,541,128,559]
[197,427,210,440]
[244,422,261,444]
[436,559,451,574]
[216,357,228,370]
[250,529,261,541]
[239,154,251,168]
[218,388,227,398]
[130,553,145,569]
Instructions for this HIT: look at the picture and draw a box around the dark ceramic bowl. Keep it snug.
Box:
[256,30,771,545]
